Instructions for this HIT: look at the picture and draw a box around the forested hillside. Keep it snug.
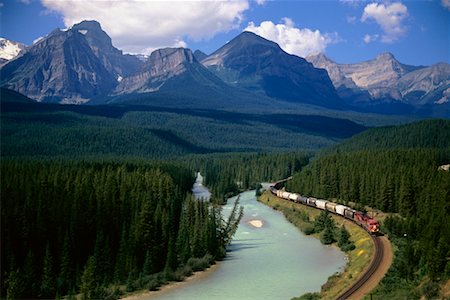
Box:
[287,119,450,298]
[1,161,242,299]
[187,152,310,202]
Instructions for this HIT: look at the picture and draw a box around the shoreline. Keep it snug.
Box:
[122,262,220,299]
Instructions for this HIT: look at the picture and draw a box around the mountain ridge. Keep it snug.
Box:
[1,20,449,116]
[306,52,449,108]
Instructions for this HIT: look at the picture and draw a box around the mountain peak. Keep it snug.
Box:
[376,52,396,61]
[0,38,26,61]
[232,31,279,48]
[72,20,102,30]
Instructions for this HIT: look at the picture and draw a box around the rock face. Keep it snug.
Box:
[306,52,450,107]
[202,31,341,108]
[115,47,193,94]
[0,21,141,104]
[193,50,208,62]
[397,63,450,106]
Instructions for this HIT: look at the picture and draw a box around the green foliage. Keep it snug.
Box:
[337,226,355,252]
[80,256,97,300]
[187,152,310,198]
[288,119,450,297]
[0,160,233,299]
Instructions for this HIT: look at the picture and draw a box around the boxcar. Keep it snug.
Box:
[325,202,337,213]
[315,199,328,210]
[335,205,347,216]
[307,197,317,207]
[344,208,355,219]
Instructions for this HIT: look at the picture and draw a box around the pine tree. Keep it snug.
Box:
[80,256,96,300]
[321,225,335,245]
[6,268,23,300]
[40,244,55,298]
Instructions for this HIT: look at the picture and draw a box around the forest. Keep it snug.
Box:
[2,88,449,300]
[1,160,242,299]
[186,152,310,202]
[287,119,450,298]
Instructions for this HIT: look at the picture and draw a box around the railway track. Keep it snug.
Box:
[337,234,384,300]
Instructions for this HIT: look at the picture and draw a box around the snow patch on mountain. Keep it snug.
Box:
[0,38,26,60]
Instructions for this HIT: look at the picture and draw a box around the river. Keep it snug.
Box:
[150,178,346,300]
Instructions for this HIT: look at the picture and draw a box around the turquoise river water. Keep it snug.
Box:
[149,187,346,300]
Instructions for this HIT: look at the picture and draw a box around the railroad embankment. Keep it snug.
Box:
[259,191,392,300]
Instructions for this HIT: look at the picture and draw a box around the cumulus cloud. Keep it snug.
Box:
[442,0,450,11]
[41,0,249,55]
[244,18,341,57]
[361,2,408,43]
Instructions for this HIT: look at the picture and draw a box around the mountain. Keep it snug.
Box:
[201,31,342,109]
[70,21,141,78]
[111,47,244,108]
[397,63,450,106]
[0,21,142,104]
[0,38,26,66]
[193,50,208,62]
[306,52,450,111]
[114,48,206,94]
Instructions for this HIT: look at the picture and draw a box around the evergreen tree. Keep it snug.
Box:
[80,256,96,300]
[321,225,335,245]
[40,244,55,298]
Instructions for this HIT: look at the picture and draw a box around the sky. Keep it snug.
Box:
[0,0,449,66]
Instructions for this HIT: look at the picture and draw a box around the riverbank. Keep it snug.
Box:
[259,191,374,300]
[122,263,220,300]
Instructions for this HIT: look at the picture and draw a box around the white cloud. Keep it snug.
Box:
[255,0,266,5]
[363,33,379,43]
[244,18,341,57]
[41,0,249,55]
[361,2,408,43]
[19,0,31,4]
[442,0,450,11]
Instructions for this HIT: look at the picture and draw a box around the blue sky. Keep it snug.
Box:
[0,0,449,66]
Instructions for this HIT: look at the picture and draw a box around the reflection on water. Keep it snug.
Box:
[151,190,346,300]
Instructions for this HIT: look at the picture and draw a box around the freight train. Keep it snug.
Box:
[269,186,380,234]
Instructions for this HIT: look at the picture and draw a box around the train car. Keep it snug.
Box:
[269,185,380,234]
[344,208,355,219]
[325,202,337,213]
[281,191,291,200]
[315,199,328,210]
[288,193,299,202]
[307,197,317,207]
[335,205,347,216]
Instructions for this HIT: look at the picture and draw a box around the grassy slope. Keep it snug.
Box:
[259,192,374,300]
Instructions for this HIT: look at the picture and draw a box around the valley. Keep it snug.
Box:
[1,4,449,299]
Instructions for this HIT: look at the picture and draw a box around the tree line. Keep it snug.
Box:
[186,152,310,202]
[1,160,242,299]
[287,119,450,298]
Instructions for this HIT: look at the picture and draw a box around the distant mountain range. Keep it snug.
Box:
[306,53,450,109]
[1,20,449,116]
